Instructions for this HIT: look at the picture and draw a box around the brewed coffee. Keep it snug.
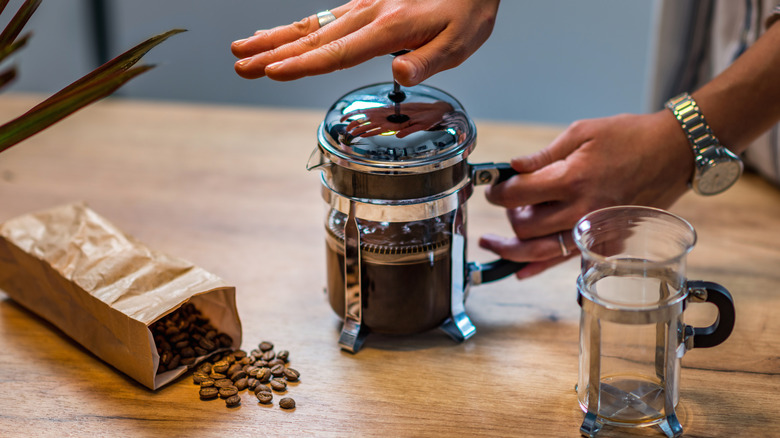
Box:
[325,210,456,335]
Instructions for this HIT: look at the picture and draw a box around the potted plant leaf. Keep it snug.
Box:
[0,0,184,153]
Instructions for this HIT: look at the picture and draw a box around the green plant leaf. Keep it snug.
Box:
[0,0,41,49]
[0,32,30,65]
[0,65,154,152]
[0,66,15,90]
[34,28,186,110]
[0,28,185,153]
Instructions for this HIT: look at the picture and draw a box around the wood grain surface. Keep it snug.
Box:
[0,94,778,437]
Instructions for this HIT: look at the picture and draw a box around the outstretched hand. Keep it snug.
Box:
[231,0,500,86]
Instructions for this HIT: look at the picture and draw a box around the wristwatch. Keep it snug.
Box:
[665,93,743,195]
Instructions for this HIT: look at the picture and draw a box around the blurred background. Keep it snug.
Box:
[0,0,690,125]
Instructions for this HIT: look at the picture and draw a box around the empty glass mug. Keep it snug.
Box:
[573,206,735,438]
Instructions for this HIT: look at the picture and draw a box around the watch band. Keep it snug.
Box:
[664,92,721,156]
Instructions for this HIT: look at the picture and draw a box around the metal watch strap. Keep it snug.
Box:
[664,92,721,156]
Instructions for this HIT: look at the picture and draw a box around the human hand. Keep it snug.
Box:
[479,110,695,278]
[341,101,454,138]
[231,0,500,86]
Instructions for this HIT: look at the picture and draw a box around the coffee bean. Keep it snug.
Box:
[276,350,289,362]
[234,378,248,391]
[261,351,275,361]
[161,351,173,366]
[200,378,215,388]
[199,387,219,400]
[192,371,209,384]
[198,337,216,351]
[279,397,296,410]
[233,350,247,360]
[256,392,273,404]
[270,378,287,392]
[168,354,181,370]
[181,357,196,366]
[219,386,238,399]
[198,363,213,374]
[226,394,241,408]
[247,378,259,390]
[255,368,271,383]
[283,368,300,382]
[270,365,285,377]
[194,346,209,357]
[239,357,253,366]
[258,341,274,352]
[268,358,285,368]
[170,332,188,343]
[214,378,233,388]
[254,384,271,394]
[209,372,227,380]
[212,360,229,374]
[227,363,243,377]
[231,370,247,382]
[245,366,259,377]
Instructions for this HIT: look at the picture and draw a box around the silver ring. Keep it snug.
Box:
[558,232,570,257]
[317,10,337,28]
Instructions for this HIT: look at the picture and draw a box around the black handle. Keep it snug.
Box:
[479,259,528,283]
[467,161,524,283]
[493,162,518,184]
[687,280,735,349]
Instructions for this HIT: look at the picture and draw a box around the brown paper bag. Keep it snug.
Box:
[0,202,242,390]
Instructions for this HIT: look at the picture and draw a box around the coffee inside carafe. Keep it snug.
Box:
[324,209,457,335]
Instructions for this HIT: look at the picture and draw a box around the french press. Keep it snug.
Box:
[308,82,524,352]
[573,206,735,437]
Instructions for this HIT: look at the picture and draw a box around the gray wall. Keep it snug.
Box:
[3,0,657,124]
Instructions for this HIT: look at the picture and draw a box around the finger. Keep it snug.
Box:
[231,17,319,59]
[234,6,357,79]
[504,204,574,241]
[484,160,570,208]
[263,13,407,82]
[478,233,574,263]
[391,28,463,86]
[510,120,593,173]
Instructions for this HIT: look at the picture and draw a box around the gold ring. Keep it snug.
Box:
[317,10,337,28]
[558,232,570,257]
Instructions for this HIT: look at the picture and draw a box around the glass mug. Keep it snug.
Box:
[573,206,735,438]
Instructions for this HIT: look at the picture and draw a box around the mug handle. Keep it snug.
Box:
[686,280,736,349]
[469,162,527,284]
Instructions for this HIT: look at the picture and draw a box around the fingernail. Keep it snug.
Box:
[236,57,252,67]
[232,38,247,46]
[396,57,420,84]
[266,60,284,71]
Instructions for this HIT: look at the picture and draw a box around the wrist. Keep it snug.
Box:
[665,93,743,195]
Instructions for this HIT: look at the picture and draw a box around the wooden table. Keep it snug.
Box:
[1,94,778,437]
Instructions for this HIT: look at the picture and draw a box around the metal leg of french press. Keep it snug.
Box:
[580,317,602,437]
[439,208,476,342]
[657,317,683,438]
[338,201,368,353]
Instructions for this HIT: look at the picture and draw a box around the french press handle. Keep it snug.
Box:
[685,280,736,349]
[469,162,527,284]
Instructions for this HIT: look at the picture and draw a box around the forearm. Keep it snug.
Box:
[691,20,780,154]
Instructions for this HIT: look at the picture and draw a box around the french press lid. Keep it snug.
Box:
[314,82,477,200]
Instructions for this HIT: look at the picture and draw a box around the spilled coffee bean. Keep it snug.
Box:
[189,341,301,410]
[279,397,296,410]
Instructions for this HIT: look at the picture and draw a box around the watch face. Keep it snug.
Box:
[697,159,742,195]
